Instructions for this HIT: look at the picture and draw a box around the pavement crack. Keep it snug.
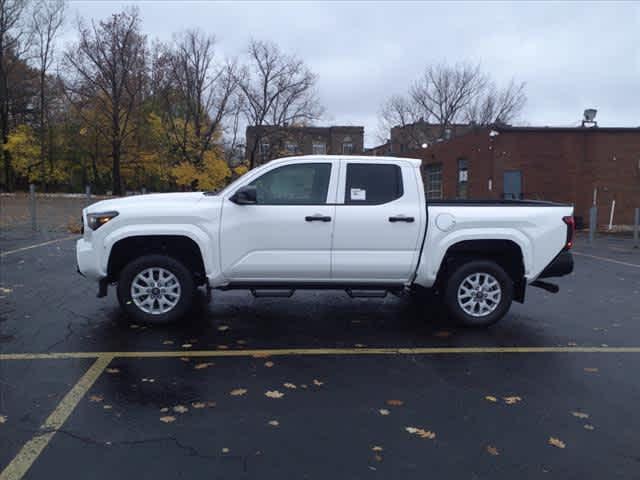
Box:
[44,320,75,352]
[55,429,219,460]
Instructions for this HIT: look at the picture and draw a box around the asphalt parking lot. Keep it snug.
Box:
[1,232,640,479]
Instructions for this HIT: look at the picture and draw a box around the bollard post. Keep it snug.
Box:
[634,208,639,249]
[29,183,37,232]
[85,185,91,205]
[141,187,147,195]
[589,206,597,244]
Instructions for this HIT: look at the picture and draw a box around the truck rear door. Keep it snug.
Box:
[331,159,425,283]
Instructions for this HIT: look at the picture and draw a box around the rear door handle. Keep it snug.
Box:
[389,215,415,223]
[305,215,332,222]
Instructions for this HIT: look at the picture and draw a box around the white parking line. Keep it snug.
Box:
[573,251,640,268]
[0,236,78,258]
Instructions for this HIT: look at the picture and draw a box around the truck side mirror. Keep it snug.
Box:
[230,185,257,205]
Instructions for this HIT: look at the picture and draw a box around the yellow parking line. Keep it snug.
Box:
[0,355,113,480]
[573,251,640,268]
[0,236,78,258]
[3,346,640,361]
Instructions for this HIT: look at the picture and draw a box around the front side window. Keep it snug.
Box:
[249,163,331,204]
[342,142,354,154]
[345,163,403,205]
[425,163,443,199]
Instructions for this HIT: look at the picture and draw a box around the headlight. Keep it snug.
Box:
[87,211,119,230]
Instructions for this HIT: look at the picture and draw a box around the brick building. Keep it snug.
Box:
[245,125,364,166]
[413,126,640,229]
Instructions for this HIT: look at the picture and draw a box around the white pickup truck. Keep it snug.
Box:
[77,155,574,327]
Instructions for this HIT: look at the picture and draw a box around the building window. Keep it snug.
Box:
[425,163,443,200]
[312,142,326,155]
[342,142,354,154]
[259,141,270,161]
[457,158,468,199]
[284,142,298,155]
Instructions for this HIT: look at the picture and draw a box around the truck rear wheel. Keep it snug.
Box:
[444,260,513,327]
[117,254,195,324]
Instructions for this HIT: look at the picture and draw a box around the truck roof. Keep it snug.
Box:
[269,154,422,168]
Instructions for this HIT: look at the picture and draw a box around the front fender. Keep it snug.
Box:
[102,224,214,278]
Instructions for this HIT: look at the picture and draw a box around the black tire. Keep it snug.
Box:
[444,259,513,327]
[117,254,195,324]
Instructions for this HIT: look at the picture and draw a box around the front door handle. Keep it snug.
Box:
[305,215,332,222]
[389,215,415,223]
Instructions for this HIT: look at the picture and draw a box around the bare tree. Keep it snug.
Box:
[238,39,323,168]
[30,0,65,187]
[64,9,147,195]
[157,29,239,164]
[0,0,31,190]
[379,61,526,144]
[464,78,526,126]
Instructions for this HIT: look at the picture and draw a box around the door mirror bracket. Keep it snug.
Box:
[230,185,257,205]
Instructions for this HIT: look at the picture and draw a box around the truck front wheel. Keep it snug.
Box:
[444,260,513,327]
[117,254,195,324]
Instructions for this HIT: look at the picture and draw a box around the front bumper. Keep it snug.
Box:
[538,251,574,279]
[76,238,106,281]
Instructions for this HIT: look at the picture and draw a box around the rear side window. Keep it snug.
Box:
[345,163,403,205]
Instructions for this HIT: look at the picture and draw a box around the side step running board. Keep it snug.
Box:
[530,280,560,294]
[250,289,295,298]
[346,289,388,298]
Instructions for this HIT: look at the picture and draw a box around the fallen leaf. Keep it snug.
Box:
[434,330,452,338]
[89,395,103,403]
[194,362,214,370]
[160,407,169,413]
[268,420,279,427]
[188,339,198,344]
[217,345,229,350]
[252,353,271,358]
[486,445,499,456]
[181,344,192,349]
[584,367,599,373]
[300,384,308,389]
[405,426,435,439]
[313,379,324,386]
[571,411,589,419]
[180,357,191,362]
[374,454,383,462]
[141,378,155,383]
[548,437,566,449]
[485,396,498,403]
[584,424,595,431]
[371,446,383,452]
[217,325,229,331]
[264,361,274,368]
[206,401,217,408]
[159,416,176,423]
[106,368,120,374]
[378,409,390,416]
[386,399,404,407]
[173,405,188,414]
[103,405,112,410]
[230,388,247,396]
[355,343,366,348]
[192,402,206,409]
[283,382,297,389]
[162,340,174,345]
[0,415,7,424]
[0,287,13,294]
[567,342,577,346]
[222,447,230,453]
[130,324,139,329]
[503,396,522,405]
[265,390,284,399]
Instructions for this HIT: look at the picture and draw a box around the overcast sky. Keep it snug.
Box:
[64,1,640,147]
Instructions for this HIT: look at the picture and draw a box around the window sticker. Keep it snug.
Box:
[350,188,366,201]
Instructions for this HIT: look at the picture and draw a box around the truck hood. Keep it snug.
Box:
[86,192,206,213]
